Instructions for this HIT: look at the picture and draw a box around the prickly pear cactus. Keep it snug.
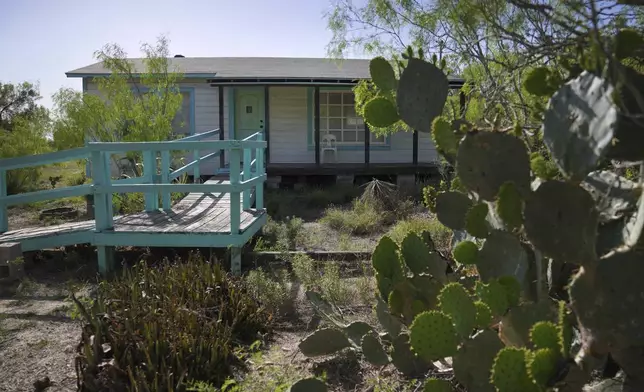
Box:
[496,181,524,230]
[438,283,477,338]
[491,347,538,392]
[453,329,504,392]
[288,378,327,392]
[363,97,400,128]
[369,56,397,92]
[465,202,490,238]
[401,232,446,280]
[409,310,459,361]
[396,58,449,132]
[432,116,459,156]
[452,240,478,265]
[474,301,493,328]
[456,132,531,200]
[423,378,452,391]
[527,348,559,387]
[298,328,351,357]
[530,321,560,351]
[435,191,473,230]
[361,332,390,366]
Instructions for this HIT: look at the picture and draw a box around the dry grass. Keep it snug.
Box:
[388,214,452,253]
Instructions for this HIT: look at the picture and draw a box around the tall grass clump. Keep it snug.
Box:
[74,253,270,391]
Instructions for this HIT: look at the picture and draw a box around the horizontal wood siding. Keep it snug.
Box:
[269,87,313,164]
[85,80,224,176]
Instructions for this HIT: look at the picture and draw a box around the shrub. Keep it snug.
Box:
[74,253,270,390]
[244,268,292,315]
[320,199,385,235]
[291,253,319,288]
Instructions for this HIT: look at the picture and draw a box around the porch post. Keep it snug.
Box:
[264,85,270,164]
[314,86,321,166]
[219,85,225,168]
[364,122,370,164]
[413,130,419,166]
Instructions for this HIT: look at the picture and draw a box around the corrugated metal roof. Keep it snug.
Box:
[66,57,464,81]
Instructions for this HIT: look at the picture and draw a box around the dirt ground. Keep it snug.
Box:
[0,272,93,392]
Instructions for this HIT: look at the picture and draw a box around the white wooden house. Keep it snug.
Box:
[66,57,465,182]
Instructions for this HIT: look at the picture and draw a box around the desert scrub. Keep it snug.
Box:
[259,216,304,250]
[245,268,292,315]
[74,253,270,390]
[320,199,385,235]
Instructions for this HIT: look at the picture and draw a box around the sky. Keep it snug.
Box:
[0,0,363,110]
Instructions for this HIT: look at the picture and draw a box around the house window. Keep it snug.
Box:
[171,91,193,135]
[319,90,385,145]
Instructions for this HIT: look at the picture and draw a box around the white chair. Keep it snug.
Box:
[321,133,338,164]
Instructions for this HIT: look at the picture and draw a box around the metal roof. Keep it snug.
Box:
[66,57,465,85]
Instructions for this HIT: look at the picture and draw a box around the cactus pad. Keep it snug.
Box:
[423,378,452,392]
[542,71,617,180]
[439,283,477,338]
[475,301,493,328]
[453,329,504,392]
[419,229,436,251]
[465,202,490,238]
[476,280,509,317]
[376,273,393,300]
[523,67,553,97]
[569,250,644,349]
[557,301,573,358]
[372,236,404,279]
[344,321,374,346]
[401,232,435,275]
[498,276,522,308]
[456,132,531,200]
[581,170,639,223]
[615,28,644,60]
[496,182,524,230]
[491,347,537,392]
[410,274,442,309]
[409,310,459,361]
[388,289,405,315]
[524,180,599,264]
[500,301,557,347]
[396,58,449,132]
[608,65,644,161]
[361,332,390,366]
[432,116,458,156]
[435,191,473,230]
[364,96,400,128]
[530,321,560,351]
[391,333,429,376]
[298,328,351,357]
[476,230,529,286]
[452,240,478,265]
[377,297,403,337]
[369,56,397,92]
[288,378,327,392]
[527,348,558,387]
[412,299,427,317]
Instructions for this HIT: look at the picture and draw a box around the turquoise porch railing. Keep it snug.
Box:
[0,129,267,240]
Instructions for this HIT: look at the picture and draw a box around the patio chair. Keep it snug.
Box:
[321,133,338,164]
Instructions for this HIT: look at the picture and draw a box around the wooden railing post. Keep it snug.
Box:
[91,150,115,275]
[0,169,7,233]
[242,146,251,209]
[193,149,200,183]
[229,148,241,235]
[256,133,264,210]
[161,150,171,210]
[143,150,158,211]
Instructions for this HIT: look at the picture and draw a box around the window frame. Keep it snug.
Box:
[308,87,391,151]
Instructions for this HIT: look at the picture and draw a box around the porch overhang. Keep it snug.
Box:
[207,77,466,89]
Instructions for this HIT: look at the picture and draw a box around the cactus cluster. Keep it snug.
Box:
[297,35,644,390]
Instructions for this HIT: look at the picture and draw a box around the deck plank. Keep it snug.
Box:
[0,179,265,246]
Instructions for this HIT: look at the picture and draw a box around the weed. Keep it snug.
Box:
[355,263,375,305]
[321,199,385,235]
[259,217,304,250]
[320,262,352,305]
[244,268,292,315]
[291,253,319,288]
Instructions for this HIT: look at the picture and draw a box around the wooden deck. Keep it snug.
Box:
[0,179,265,250]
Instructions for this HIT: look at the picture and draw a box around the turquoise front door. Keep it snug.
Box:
[234,87,265,140]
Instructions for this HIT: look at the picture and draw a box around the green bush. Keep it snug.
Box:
[244,268,292,315]
[388,216,451,253]
[320,199,385,235]
[74,253,270,390]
